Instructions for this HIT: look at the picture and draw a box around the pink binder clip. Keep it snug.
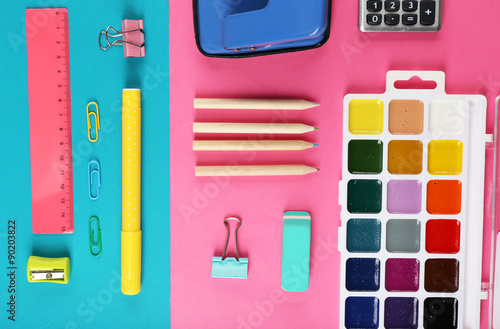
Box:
[99,19,145,58]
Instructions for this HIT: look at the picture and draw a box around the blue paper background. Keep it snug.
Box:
[0,1,170,328]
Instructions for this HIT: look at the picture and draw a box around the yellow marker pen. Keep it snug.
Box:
[121,89,142,295]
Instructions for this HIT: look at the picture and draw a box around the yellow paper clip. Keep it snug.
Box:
[87,102,100,142]
[89,216,102,257]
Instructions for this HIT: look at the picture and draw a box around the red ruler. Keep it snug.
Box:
[26,9,74,234]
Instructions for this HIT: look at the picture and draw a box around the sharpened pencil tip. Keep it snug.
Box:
[314,127,319,130]
[313,144,319,147]
[312,103,320,107]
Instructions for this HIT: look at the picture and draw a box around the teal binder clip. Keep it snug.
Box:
[281,211,311,292]
[212,217,248,279]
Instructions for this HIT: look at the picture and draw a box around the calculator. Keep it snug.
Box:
[359,0,442,32]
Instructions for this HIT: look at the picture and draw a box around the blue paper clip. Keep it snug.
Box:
[88,160,101,200]
[211,217,248,279]
[89,216,102,257]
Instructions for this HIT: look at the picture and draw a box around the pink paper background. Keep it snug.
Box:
[169,1,500,328]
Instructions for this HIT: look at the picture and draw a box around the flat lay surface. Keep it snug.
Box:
[0,0,499,328]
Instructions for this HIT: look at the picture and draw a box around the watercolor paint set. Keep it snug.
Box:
[339,71,494,328]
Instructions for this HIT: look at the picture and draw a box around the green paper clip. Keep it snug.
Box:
[89,216,102,257]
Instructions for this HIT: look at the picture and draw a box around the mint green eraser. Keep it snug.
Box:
[281,211,311,292]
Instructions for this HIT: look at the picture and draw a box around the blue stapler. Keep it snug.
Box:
[194,0,331,57]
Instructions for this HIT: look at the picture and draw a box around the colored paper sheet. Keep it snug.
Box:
[169,1,500,328]
[1,1,169,327]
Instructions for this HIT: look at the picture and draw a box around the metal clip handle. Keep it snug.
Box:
[222,217,242,261]
[99,26,144,51]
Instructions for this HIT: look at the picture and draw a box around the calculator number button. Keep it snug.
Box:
[385,0,400,12]
[384,14,400,25]
[367,14,382,25]
[420,0,436,25]
[402,0,418,12]
[367,0,383,12]
[402,14,418,25]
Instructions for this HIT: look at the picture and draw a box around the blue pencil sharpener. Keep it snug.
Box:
[194,0,332,58]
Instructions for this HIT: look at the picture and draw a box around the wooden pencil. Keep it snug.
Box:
[194,98,319,110]
[193,122,318,134]
[195,165,319,176]
[193,140,318,151]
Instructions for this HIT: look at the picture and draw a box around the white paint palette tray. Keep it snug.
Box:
[339,71,489,329]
